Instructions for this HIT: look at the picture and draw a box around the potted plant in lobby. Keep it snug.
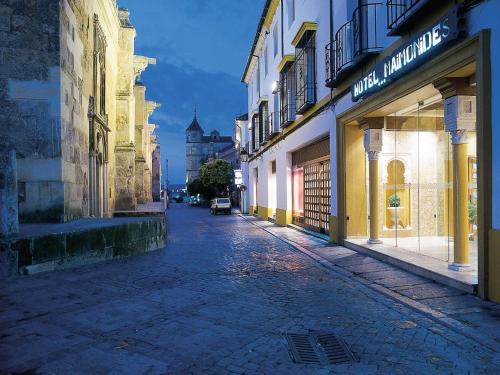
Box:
[468,199,477,241]
[387,194,404,229]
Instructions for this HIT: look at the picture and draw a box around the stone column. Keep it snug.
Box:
[362,119,384,244]
[444,95,476,271]
[103,162,109,216]
[0,148,19,237]
[89,151,96,217]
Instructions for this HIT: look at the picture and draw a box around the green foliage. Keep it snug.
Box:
[199,159,233,198]
[388,194,400,208]
[187,179,204,197]
[468,199,477,223]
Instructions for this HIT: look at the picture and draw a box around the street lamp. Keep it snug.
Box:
[271,81,279,94]
[240,150,248,163]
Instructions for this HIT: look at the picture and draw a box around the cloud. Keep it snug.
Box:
[138,55,247,184]
[118,0,265,184]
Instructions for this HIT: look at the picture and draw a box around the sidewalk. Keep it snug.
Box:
[242,215,500,353]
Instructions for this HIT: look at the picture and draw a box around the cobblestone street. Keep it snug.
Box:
[1,204,499,374]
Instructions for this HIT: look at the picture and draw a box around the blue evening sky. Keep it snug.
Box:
[118,0,265,184]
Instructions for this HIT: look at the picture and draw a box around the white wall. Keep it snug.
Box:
[245,0,334,213]
[246,0,332,115]
[248,109,332,210]
[467,1,500,229]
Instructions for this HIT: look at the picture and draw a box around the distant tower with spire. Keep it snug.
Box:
[185,109,205,184]
[185,108,234,186]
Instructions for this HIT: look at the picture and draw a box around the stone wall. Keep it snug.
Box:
[0,148,19,237]
[60,0,90,221]
[0,0,63,222]
[0,216,165,276]
[152,145,161,201]
[0,0,160,223]
[134,86,159,204]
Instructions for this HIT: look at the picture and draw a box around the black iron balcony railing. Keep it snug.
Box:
[258,100,269,146]
[387,0,430,35]
[239,142,248,154]
[295,32,316,114]
[251,115,259,152]
[325,2,383,88]
[266,112,280,140]
[261,113,270,144]
[279,68,296,127]
[280,104,294,128]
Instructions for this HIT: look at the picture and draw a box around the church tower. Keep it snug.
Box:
[185,111,204,184]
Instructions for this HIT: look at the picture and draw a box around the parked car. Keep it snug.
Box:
[172,194,183,203]
[210,198,231,215]
[189,196,199,206]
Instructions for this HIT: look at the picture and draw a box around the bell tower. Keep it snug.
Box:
[185,109,204,184]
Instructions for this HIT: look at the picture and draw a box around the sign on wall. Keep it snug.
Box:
[234,169,243,186]
[351,7,462,102]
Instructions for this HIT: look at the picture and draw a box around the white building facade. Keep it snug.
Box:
[243,0,500,303]
[234,114,249,213]
[242,0,334,233]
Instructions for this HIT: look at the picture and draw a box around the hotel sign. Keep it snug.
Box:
[352,8,462,102]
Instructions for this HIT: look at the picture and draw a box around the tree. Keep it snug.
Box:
[199,159,233,198]
[187,179,204,196]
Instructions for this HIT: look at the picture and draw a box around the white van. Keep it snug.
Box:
[210,198,231,215]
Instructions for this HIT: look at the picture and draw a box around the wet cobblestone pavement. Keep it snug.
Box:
[1,204,499,374]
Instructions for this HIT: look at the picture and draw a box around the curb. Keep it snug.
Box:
[240,214,500,354]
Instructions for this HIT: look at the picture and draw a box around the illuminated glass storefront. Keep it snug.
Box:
[344,84,478,272]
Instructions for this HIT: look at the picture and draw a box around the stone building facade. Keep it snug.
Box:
[185,114,233,184]
[0,0,160,224]
[152,145,161,202]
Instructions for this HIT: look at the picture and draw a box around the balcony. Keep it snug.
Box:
[251,115,259,152]
[279,67,296,127]
[266,112,280,141]
[280,104,294,128]
[387,0,431,36]
[258,101,269,146]
[261,114,270,144]
[295,32,316,114]
[325,2,383,88]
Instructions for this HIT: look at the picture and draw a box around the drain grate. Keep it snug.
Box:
[286,333,321,364]
[285,331,357,365]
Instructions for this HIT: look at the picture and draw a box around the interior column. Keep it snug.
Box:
[433,78,476,271]
[450,129,469,269]
[362,118,384,245]
[445,95,476,271]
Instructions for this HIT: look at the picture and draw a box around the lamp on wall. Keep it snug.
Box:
[240,149,248,163]
[271,81,279,94]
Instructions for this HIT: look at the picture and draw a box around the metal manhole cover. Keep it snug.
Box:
[285,331,357,365]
